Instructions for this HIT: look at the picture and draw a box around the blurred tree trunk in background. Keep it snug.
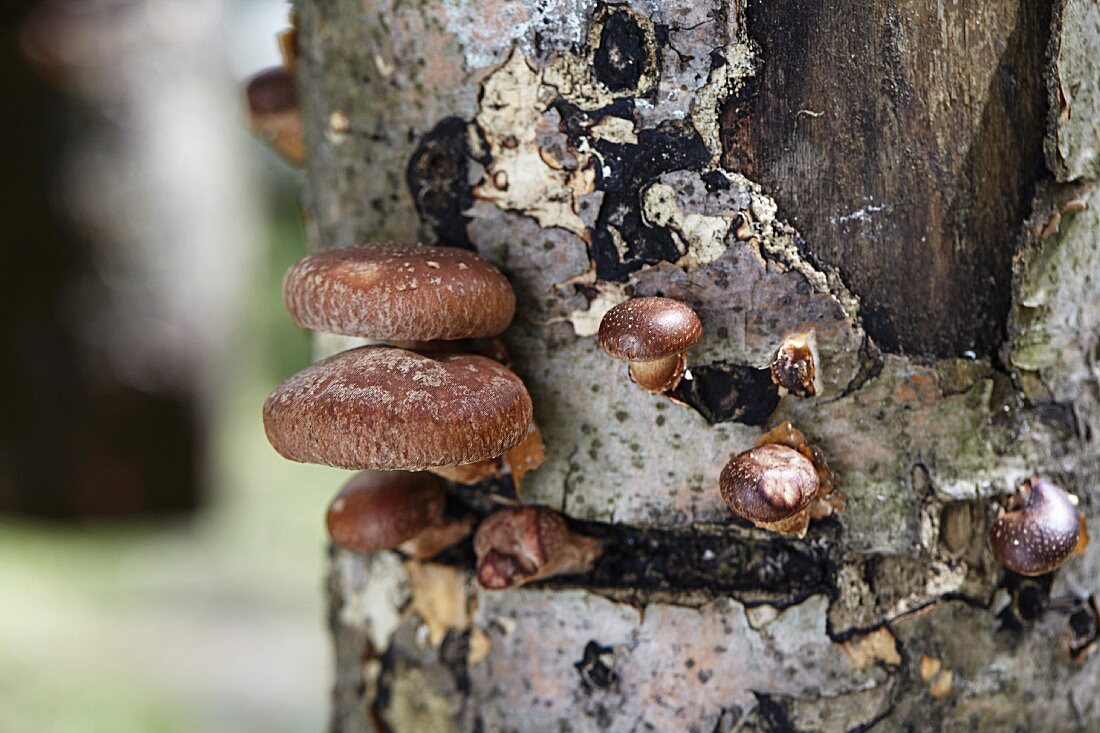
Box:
[297,1,1100,730]
[0,0,262,517]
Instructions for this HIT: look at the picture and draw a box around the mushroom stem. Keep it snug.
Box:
[628,352,688,393]
[474,506,603,589]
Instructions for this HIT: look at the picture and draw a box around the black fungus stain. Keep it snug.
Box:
[549,99,713,279]
[588,119,712,280]
[671,363,780,425]
[554,518,840,605]
[575,640,619,692]
[996,571,1054,632]
[744,693,800,733]
[407,116,474,249]
[592,6,649,93]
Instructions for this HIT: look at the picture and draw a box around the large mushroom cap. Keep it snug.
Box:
[598,296,702,362]
[989,477,1080,576]
[719,443,819,523]
[283,243,516,340]
[263,346,533,469]
[326,470,446,553]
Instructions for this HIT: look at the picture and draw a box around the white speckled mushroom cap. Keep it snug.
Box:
[283,243,516,340]
[989,478,1080,576]
[263,346,533,469]
[598,296,702,361]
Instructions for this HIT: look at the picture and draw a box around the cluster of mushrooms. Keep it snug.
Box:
[263,243,601,588]
[250,21,1085,585]
[262,244,1087,587]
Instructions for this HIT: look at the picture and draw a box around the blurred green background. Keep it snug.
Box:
[0,1,343,730]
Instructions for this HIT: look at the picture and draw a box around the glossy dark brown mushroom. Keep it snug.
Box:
[326,470,473,559]
[598,297,702,393]
[989,477,1082,576]
[474,506,602,589]
[719,443,820,525]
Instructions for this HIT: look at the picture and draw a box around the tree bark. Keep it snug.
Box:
[294,0,1100,730]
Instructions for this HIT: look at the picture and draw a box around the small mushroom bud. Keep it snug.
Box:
[989,477,1082,576]
[771,331,818,397]
[598,297,702,393]
[474,507,603,589]
[326,470,473,559]
[245,67,305,167]
[719,443,819,529]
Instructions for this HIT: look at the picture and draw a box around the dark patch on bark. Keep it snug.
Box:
[587,119,712,279]
[592,6,648,93]
[407,116,474,249]
[575,640,619,692]
[555,519,840,606]
[744,693,800,733]
[671,362,780,425]
[996,571,1055,631]
[724,0,1052,357]
[702,170,732,192]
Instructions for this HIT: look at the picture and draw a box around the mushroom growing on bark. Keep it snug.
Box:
[245,67,305,167]
[474,506,603,589]
[598,296,702,393]
[326,470,473,559]
[263,346,533,470]
[718,422,842,537]
[771,330,819,397]
[268,243,542,480]
[989,477,1085,576]
[282,243,516,341]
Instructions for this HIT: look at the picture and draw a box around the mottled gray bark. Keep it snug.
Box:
[294,0,1100,730]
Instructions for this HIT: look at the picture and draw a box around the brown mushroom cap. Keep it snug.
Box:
[326,470,446,553]
[263,346,533,469]
[283,243,516,340]
[598,297,702,361]
[246,67,298,115]
[989,477,1080,576]
[719,443,820,523]
[244,67,305,166]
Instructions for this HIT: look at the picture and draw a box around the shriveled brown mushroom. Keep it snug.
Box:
[326,470,473,559]
[474,506,603,589]
[718,422,842,537]
[263,346,533,470]
[771,330,819,397]
[989,477,1084,576]
[720,444,818,524]
[283,243,516,341]
[245,67,305,167]
[598,297,702,393]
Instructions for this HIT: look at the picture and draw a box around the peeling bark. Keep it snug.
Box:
[294,0,1100,730]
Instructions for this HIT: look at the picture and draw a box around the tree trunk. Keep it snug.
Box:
[294,0,1100,730]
